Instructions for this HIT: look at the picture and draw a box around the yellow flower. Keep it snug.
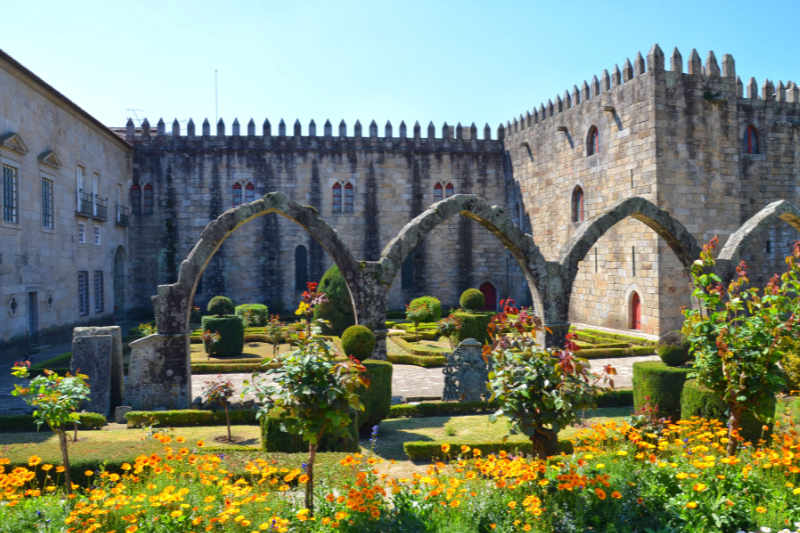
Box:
[441,443,451,454]
[296,508,310,521]
[755,506,766,514]
[676,472,689,480]
[692,482,707,492]
[28,455,42,467]
[507,500,517,509]
[685,501,698,509]
[41,463,53,472]
[85,470,94,477]
[125,526,138,533]
[298,474,309,484]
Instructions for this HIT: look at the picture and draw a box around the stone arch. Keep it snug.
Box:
[379,194,551,321]
[154,191,362,335]
[717,200,800,279]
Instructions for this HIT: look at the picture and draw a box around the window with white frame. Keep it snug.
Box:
[94,270,104,313]
[2,163,18,224]
[42,177,55,229]
[78,222,86,243]
[78,271,89,316]
[93,226,101,245]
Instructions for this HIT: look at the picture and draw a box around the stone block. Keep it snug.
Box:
[71,335,113,416]
[443,338,490,402]
[126,333,190,410]
[114,405,132,424]
[73,326,123,409]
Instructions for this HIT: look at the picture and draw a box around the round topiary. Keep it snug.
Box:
[341,325,376,361]
[313,265,355,335]
[235,303,269,327]
[406,296,442,323]
[207,295,235,316]
[657,330,691,367]
[459,288,485,311]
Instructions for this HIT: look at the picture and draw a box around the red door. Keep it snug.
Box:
[630,291,641,330]
[479,282,497,311]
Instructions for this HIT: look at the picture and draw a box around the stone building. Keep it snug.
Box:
[0,50,132,356]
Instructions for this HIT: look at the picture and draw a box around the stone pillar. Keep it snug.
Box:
[347,262,388,360]
[72,326,124,412]
[443,338,489,402]
[126,333,191,409]
[71,334,113,416]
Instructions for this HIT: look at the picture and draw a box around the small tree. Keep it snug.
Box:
[485,301,614,458]
[11,362,90,493]
[405,299,433,333]
[266,314,283,356]
[682,237,800,453]
[203,376,235,441]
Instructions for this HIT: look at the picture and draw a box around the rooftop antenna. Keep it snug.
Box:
[214,69,218,123]
[126,108,145,124]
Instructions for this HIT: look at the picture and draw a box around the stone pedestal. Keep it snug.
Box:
[71,335,113,416]
[443,338,490,402]
[73,326,123,409]
[126,333,190,410]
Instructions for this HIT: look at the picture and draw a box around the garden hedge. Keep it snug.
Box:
[406,296,443,323]
[386,353,446,367]
[459,288,486,311]
[632,361,690,419]
[390,336,448,356]
[576,346,655,358]
[450,311,492,344]
[313,265,355,335]
[207,295,235,316]
[0,412,107,432]
[201,315,244,356]
[260,413,359,453]
[358,360,393,430]
[191,362,273,374]
[125,409,258,428]
[571,328,657,346]
[235,303,269,327]
[680,379,775,443]
[403,439,573,462]
[341,325,376,361]
[29,352,72,376]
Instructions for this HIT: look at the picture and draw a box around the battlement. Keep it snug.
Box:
[503,43,800,138]
[124,117,504,154]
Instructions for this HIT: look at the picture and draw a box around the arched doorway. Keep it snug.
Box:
[113,246,126,318]
[629,291,641,330]
[479,282,497,311]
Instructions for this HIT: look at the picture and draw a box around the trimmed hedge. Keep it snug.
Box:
[192,361,274,374]
[0,412,107,432]
[386,353,446,367]
[595,389,634,407]
[576,346,654,358]
[680,379,775,443]
[29,352,72,376]
[572,328,657,346]
[358,360,393,430]
[235,304,269,327]
[407,296,443,323]
[313,265,355,336]
[201,315,244,356]
[404,440,573,462]
[390,336,448,356]
[341,325,376,361]
[126,409,258,428]
[450,311,492,344]
[459,288,486,311]
[260,413,359,453]
[658,344,691,367]
[632,361,690,419]
[207,295,235,316]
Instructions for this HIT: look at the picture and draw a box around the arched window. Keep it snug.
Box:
[586,126,599,156]
[744,125,759,154]
[433,182,443,202]
[571,186,584,223]
[232,182,242,206]
[344,182,354,213]
[130,184,141,215]
[244,182,255,203]
[294,245,308,291]
[142,183,154,215]
[629,291,641,330]
[445,183,455,198]
[332,182,342,213]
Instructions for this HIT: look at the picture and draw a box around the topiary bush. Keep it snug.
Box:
[657,330,691,367]
[632,361,690,420]
[450,310,492,344]
[201,315,244,356]
[459,288,485,311]
[358,360,393,430]
[681,379,775,443]
[235,303,268,327]
[313,265,355,335]
[207,295,235,316]
[341,325,376,361]
[406,296,442,323]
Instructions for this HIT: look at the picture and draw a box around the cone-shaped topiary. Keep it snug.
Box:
[341,325,376,361]
[313,265,355,335]
[207,295,235,316]
[459,288,485,311]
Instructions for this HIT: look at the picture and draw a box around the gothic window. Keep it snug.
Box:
[130,184,141,215]
[332,182,342,213]
[232,182,243,206]
[744,125,759,154]
[244,182,255,203]
[445,183,454,198]
[142,183,154,215]
[294,245,308,291]
[433,182,443,202]
[344,182,354,213]
[571,186,584,223]
[586,126,599,156]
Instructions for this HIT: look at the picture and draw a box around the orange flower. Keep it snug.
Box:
[441,443,451,454]
[685,501,698,509]
[594,488,606,500]
[611,491,622,499]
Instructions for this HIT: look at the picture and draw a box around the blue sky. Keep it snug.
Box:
[4,0,800,133]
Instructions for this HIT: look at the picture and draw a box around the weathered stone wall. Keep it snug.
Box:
[128,122,524,315]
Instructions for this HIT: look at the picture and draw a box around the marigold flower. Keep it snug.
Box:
[594,488,606,500]
[685,501,698,509]
[441,443,451,454]
[755,506,767,514]
[611,491,622,499]
[28,455,42,467]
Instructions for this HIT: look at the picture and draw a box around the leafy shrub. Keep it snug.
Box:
[389,400,497,418]
[450,311,492,344]
[358,360,392,430]
[406,296,442,323]
[0,412,106,432]
[190,306,202,324]
[341,325,376,361]
[632,361,690,420]
[125,409,258,428]
[201,315,244,356]
[259,413,358,453]
[459,288,485,311]
[235,304,268,327]
[207,295,234,316]
[312,265,355,335]
[783,350,800,392]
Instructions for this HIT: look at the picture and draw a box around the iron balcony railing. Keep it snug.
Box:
[115,204,129,227]
[93,195,108,221]
[76,191,93,217]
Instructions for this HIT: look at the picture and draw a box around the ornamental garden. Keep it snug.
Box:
[3,241,800,532]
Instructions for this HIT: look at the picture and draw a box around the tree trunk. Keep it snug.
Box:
[530,428,558,459]
[73,421,78,442]
[58,429,72,493]
[306,442,317,514]
[727,404,743,455]
[224,401,231,442]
